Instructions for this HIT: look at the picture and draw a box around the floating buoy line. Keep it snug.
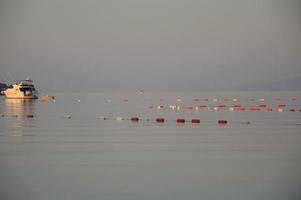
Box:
[1,96,300,127]
[147,104,301,113]
[94,116,235,125]
[1,112,301,126]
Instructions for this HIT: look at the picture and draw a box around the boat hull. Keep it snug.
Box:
[4,93,38,99]
[3,89,38,99]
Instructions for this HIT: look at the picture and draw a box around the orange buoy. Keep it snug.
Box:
[191,119,200,123]
[156,118,165,123]
[267,108,273,112]
[239,107,246,111]
[176,118,185,123]
[218,120,227,124]
[131,117,139,122]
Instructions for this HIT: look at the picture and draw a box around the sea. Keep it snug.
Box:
[0,91,301,200]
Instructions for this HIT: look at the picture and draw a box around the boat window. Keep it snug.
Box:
[20,88,32,92]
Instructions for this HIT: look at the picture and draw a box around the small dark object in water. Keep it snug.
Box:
[27,114,34,118]
[131,117,139,122]
[176,118,185,123]
[218,120,228,124]
[156,118,165,123]
[191,119,201,124]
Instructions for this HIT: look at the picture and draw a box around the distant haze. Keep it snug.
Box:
[0,0,300,92]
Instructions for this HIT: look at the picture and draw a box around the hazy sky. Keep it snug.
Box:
[0,0,300,92]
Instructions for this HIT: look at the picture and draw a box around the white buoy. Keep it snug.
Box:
[116,117,124,121]
[169,105,177,110]
[157,105,164,110]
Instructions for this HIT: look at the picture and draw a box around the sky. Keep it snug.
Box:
[0,0,300,92]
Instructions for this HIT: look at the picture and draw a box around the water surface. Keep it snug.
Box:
[0,91,301,200]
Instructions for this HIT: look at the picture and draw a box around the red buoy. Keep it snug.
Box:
[191,119,200,124]
[218,120,227,124]
[233,104,241,108]
[186,106,194,110]
[26,114,34,118]
[176,118,185,123]
[258,104,267,108]
[131,117,139,122]
[249,107,261,111]
[289,109,296,112]
[267,108,273,112]
[156,118,165,123]
[278,104,286,108]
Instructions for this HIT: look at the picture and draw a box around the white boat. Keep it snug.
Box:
[2,78,38,99]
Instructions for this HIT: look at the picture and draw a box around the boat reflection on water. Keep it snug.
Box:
[4,99,35,116]
[3,99,36,131]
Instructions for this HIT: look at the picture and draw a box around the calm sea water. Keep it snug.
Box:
[0,91,301,200]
